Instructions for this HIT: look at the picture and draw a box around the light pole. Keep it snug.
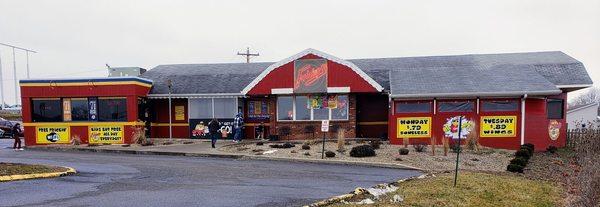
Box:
[0,42,37,105]
[167,79,173,141]
[0,51,4,108]
[12,48,17,105]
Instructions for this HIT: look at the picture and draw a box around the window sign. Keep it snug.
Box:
[175,106,185,121]
[247,100,269,121]
[36,126,70,144]
[89,98,98,121]
[63,98,72,121]
[396,117,431,138]
[89,125,124,144]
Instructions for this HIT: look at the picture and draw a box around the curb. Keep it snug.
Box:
[0,167,77,182]
[304,173,433,207]
[26,146,421,171]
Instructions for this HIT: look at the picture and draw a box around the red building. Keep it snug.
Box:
[20,49,593,151]
[20,77,152,146]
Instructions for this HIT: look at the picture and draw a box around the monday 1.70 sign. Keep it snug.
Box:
[397,117,431,138]
[480,116,517,137]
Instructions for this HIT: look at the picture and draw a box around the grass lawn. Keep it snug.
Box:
[0,162,67,176]
[335,172,562,207]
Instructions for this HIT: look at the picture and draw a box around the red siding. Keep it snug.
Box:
[524,93,567,151]
[246,54,378,95]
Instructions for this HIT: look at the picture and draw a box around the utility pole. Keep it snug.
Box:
[236,47,259,63]
[0,42,37,105]
[0,51,4,108]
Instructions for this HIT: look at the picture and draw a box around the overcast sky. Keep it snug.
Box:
[1,0,599,104]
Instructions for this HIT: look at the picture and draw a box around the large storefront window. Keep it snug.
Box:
[547,99,564,119]
[71,98,90,121]
[189,98,238,119]
[32,99,62,122]
[395,101,431,114]
[482,100,518,112]
[277,95,349,121]
[438,101,474,112]
[98,98,127,121]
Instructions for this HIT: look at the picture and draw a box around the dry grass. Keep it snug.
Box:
[334,172,562,207]
[0,162,67,176]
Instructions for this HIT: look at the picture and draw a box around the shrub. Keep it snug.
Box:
[522,143,535,153]
[546,145,558,153]
[349,145,376,157]
[70,135,81,146]
[515,149,531,160]
[282,142,295,148]
[256,142,264,146]
[507,164,524,173]
[369,140,381,149]
[510,157,528,167]
[399,148,409,155]
[302,144,311,150]
[325,151,336,158]
[413,143,427,152]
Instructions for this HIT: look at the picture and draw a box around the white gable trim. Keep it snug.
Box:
[241,48,384,94]
[271,88,294,94]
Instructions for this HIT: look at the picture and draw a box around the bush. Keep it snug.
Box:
[546,145,558,153]
[349,145,376,157]
[256,142,264,146]
[270,143,295,149]
[369,140,381,149]
[325,151,336,158]
[515,149,532,160]
[522,143,535,153]
[510,157,528,167]
[413,143,427,152]
[399,148,409,155]
[450,143,462,153]
[301,144,310,150]
[507,164,524,173]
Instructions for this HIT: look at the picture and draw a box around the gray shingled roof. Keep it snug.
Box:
[141,51,592,97]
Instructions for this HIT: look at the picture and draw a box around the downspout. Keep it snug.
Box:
[521,94,527,145]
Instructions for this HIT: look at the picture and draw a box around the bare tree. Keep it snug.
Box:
[569,87,600,108]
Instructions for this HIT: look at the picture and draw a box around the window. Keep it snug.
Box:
[295,96,310,120]
[482,100,518,112]
[438,101,474,112]
[71,98,90,121]
[331,95,349,120]
[395,102,431,114]
[277,95,349,121]
[277,96,293,120]
[189,98,212,118]
[98,98,127,121]
[214,98,236,118]
[32,99,62,122]
[547,99,564,119]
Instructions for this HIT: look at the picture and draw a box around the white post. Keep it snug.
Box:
[520,94,527,145]
[12,47,18,105]
[0,52,4,108]
[169,93,172,141]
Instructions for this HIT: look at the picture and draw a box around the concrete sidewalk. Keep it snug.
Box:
[26,139,421,170]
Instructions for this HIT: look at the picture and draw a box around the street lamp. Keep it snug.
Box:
[167,79,173,141]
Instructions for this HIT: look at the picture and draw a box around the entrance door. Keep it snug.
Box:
[356,94,389,139]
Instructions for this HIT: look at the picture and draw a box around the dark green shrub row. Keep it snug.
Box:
[507,143,535,173]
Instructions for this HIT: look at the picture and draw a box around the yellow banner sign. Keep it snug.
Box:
[36,126,70,144]
[480,116,517,137]
[175,105,185,121]
[89,125,124,144]
[397,117,431,138]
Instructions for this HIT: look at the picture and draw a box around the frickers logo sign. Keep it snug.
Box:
[294,59,327,93]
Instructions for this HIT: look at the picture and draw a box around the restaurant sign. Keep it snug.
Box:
[89,125,124,144]
[294,59,327,93]
[480,116,516,137]
[397,117,431,138]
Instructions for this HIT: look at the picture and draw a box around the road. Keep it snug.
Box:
[0,139,420,207]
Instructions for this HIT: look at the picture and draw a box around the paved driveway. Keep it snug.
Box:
[0,140,420,207]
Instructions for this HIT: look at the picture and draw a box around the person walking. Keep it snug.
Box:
[233,111,244,143]
[12,123,23,151]
[208,118,220,148]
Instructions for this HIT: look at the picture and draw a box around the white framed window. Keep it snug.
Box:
[276,95,349,121]
[189,98,238,119]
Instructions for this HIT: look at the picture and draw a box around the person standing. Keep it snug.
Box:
[208,118,220,148]
[233,111,244,143]
[12,123,23,151]
[256,122,265,140]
